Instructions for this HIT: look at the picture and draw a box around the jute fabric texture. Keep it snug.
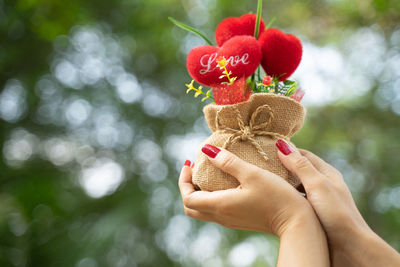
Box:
[192,93,307,191]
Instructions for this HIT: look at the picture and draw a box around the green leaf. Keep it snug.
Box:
[283,80,298,96]
[265,17,276,30]
[247,77,257,92]
[168,17,213,45]
[254,0,263,38]
[283,80,295,85]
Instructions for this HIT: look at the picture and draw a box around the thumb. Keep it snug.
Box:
[275,139,325,190]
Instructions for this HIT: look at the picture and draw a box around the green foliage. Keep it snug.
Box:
[168,17,214,45]
[254,77,298,97]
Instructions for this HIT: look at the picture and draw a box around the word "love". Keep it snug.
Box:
[199,53,250,74]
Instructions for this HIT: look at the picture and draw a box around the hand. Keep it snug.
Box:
[179,145,312,236]
[178,144,330,267]
[276,140,369,244]
[276,139,400,266]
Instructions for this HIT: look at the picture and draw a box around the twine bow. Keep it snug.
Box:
[215,104,289,161]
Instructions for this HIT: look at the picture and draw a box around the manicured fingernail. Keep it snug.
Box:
[276,139,293,155]
[201,144,221,158]
[191,162,195,168]
[184,160,191,167]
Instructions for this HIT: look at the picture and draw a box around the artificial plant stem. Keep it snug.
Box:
[251,0,263,91]
[168,17,213,45]
[254,0,262,38]
[257,66,261,82]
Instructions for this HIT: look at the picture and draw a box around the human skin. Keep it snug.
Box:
[178,146,329,267]
[276,140,400,267]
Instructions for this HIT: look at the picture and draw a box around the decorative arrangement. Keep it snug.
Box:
[170,0,307,191]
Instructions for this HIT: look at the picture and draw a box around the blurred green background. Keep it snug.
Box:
[0,0,399,266]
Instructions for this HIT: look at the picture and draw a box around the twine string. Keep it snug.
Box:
[215,104,289,161]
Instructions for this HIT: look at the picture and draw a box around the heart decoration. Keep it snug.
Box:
[258,28,302,81]
[186,35,262,87]
[215,14,266,46]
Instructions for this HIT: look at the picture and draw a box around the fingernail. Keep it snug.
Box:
[191,162,195,168]
[184,160,191,167]
[201,144,221,158]
[276,139,293,155]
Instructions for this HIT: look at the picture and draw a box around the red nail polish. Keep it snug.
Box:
[191,162,195,168]
[184,160,191,166]
[276,139,293,155]
[201,144,221,158]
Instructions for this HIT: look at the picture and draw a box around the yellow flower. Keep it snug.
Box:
[216,56,236,85]
[185,80,195,94]
[185,80,214,102]
[217,56,227,68]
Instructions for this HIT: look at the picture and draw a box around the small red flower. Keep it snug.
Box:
[262,75,272,86]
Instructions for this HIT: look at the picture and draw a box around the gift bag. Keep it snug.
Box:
[192,93,306,191]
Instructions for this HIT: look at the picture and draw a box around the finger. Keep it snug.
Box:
[276,139,328,190]
[201,144,267,184]
[184,188,238,213]
[298,149,343,182]
[178,164,237,212]
[184,207,216,222]
[178,163,195,197]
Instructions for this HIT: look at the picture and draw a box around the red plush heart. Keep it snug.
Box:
[187,36,262,87]
[215,14,266,46]
[258,28,302,81]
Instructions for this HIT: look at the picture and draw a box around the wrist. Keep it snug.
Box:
[276,204,322,237]
[277,205,330,267]
[331,221,377,265]
[344,225,383,253]
[331,218,372,252]
[332,222,400,266]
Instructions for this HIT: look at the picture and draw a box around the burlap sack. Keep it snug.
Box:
[192,93,306,191]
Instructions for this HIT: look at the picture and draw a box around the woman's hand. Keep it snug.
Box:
[276,139,370,244]
[179,144,311,235]
[276,139,400,266]
[179,144,329,267]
